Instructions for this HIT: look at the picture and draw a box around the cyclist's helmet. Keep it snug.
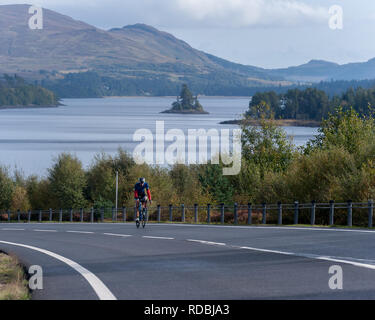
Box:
[139,177,146,184]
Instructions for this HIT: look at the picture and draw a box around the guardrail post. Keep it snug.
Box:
[234,203,238,225]
[91,208,94,223]
[207,204,211,224]
[49,208,52,221]
[39,210,42,222]
[262,203,267,224]
[169,204,173,222]
[194,204,198,223]
[220,203,225,224]
[17,209,20,223]
[80,208,83,222]
[294,201,299,225]
[347,200,353,227]
[329,200,335,226]
[311,201,316,225]
[123,207,127,223]
[369,200,373,228]
[59,209,63,223]
[112,207,115,222]
[101,207,104,223]
[70,208,73,222]
[28,210,31,223]
[181,204,185,223]
[157,205,161,223]
[278,202,282,225]
[7,210,10,222]
[248,203,252,225]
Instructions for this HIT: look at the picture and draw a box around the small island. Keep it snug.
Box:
[161,84,209,114]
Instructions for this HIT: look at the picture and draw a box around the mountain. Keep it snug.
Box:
[0,4,375,97]
[0,4,288,97]
[269,59,375,82]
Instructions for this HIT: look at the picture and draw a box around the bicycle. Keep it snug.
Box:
[136,202,147,229]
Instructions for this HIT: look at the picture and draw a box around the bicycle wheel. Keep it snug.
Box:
[136,207,141,229]
[142,208,147,228]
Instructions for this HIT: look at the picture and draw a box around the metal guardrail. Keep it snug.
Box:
[0,200,374,228]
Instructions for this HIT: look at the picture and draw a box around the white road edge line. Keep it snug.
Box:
[187,239,226,246]
[66,231,94,234]
[103,233,132,238]
[143,236,174,240]
[33,229,57,232]
[238,246,375,271]
[0,240,117,300]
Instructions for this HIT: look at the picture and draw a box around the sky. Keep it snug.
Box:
[1,0,375,68]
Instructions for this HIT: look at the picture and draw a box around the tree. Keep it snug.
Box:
[241,107,294,179]
[248,91,280,118]
[180,84,195,109]
[169,164,212,205]
[26,176,54,209]
[306,107,375,156]
[0,167,14,210]
[48,153,87,209]
[86,157,116,207]
[198,163,234,204]
[246,100,274,119]
[169,84,206,112]
[11,186,31,212]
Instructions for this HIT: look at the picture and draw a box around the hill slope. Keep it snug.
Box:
[1,4,375,97]
[0,4,283,94]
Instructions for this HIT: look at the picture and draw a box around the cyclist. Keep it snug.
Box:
[134,177,152,223]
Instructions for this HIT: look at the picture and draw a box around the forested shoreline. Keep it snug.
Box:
[0,75,59,107]
[40,70,375,99]
[247,86,375,121]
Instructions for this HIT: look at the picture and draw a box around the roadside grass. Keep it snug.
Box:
[0,253,30,300]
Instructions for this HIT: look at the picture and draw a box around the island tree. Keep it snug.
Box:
[162,84,208,114]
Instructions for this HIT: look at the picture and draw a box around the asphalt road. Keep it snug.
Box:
[1,222,375,300]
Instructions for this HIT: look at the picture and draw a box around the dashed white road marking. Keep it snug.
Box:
[238,246,375,271]
[185,239,375,271]
[34,229,57,232]
[0,240,117,300]
[143,236,174,240]
[187,239,226,246]
[66,231,94,234]
[2,228,25,231]
[103,233,132,238]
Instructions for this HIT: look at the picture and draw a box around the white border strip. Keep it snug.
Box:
[0,240,117,300]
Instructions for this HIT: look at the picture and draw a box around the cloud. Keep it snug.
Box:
[0,0,329,28]
[175,0,328,28]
